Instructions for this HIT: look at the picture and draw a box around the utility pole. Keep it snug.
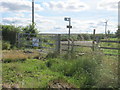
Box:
[32,0,34,25]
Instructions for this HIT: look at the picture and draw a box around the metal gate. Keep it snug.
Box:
[16,33,61,52]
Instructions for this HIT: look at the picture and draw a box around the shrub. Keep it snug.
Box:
[46,52,59,58]
[2,41,11,50]
[48,53,100,88]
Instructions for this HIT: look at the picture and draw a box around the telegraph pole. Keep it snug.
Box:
[32,0,34,25]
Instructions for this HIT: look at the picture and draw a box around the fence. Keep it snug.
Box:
[16,32,120,56]
[96,39,120,56]
[16,33,61,53]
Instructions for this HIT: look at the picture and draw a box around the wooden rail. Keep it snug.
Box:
[100,47,120,50]
[100,40,120,43]
[61,44,92,47]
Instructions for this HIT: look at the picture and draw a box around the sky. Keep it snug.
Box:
[0,0,119,34]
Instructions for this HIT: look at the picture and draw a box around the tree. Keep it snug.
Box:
[22,24,38,34]
[2,25,21,46]
[21,24,39,41]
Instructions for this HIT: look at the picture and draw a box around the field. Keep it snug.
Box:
[2,47,119,88]
[99,38,119,55]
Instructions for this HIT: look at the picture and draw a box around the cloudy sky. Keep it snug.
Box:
[0,0,119,34]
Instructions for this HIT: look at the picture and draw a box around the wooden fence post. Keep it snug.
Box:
[92,29,96,51]
[17,33,20,48]
[56,34,61,53]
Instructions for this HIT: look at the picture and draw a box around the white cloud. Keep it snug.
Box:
[2,15,117,34]
[97,0,119,11]
[0,0,43,12]
[43,0,89,12]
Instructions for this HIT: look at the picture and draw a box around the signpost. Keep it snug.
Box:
[64,17,72,51]
[67,25,72,28]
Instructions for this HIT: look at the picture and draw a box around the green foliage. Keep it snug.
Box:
[2,49,118,88]
[2,25,21,46]
[22,24,38,35]
[46,51,102,88]
[2,59,62,88]
[1,24,40,49]
[46,52,59,59]
[2,41,11,50]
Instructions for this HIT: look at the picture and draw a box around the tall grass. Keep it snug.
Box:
[2,47,118,88]
[2,59,64,88]
[46,50,103,88]
[46,46,118,88]
[2,50,43,63]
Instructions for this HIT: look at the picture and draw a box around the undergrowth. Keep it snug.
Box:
[2,48,118,88]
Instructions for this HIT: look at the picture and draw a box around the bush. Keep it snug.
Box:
[48,53,101,88]
[2,25,21,46]
[2,41,11,50]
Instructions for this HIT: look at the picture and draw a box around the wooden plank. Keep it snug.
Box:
[100,47,120,50]
[100,40,120,43]
[61,44,92,47]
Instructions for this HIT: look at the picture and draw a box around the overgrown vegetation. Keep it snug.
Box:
[1,24,119,88]
[2,47,118,88]
[1,24,38,50]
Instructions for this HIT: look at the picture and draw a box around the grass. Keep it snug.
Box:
[47,55,100,88]
[99,38,119,55]
[3,59,64,88]
[2,46,119,88]
[2,49,47,63]
[101,38,118,41]
[96,56,118,88]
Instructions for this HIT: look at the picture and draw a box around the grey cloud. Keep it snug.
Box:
[3,18,22,24]
[48,2,54,9]
[0,0,43,12]
[67,5,76,10]
[2,17,31,25]
[56,3,63,8]
[98,0,118,11]
[1,2,30,11]
[78,5,84,8]
[2,19,13,24]
[43,1,89,12]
